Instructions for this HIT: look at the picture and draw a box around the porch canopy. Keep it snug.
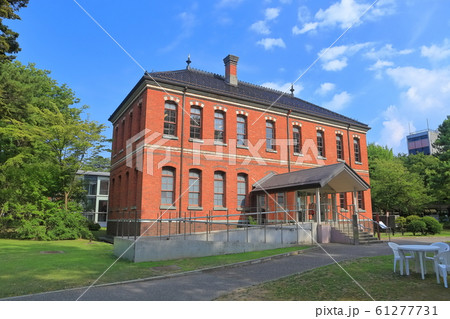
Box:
[252,162,370,194]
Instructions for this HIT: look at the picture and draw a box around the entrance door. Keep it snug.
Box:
[256,194,267,224]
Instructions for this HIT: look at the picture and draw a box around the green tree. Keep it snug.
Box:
[367,143,394,172]
[434,115,450,162]
[0,0,29,61]
[400,152,440,203]
[370,158,430,215]
[0,61,108,238]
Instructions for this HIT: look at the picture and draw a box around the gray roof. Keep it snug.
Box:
[252,163,370,193]
[76,170,110,177]
[143,68,367,128]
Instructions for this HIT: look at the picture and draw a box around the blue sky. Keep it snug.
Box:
[7,0,450,154]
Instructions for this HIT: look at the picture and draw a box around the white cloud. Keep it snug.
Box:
[257,38,286,50]
[386,66,450,112]
[368,60,394,79]
[250,7,281,35]
[323,91,352,111]
[378,105,409,150]
[260,82,303,96]
[292,22,318,35]
[369,60,394,71]
[318,42,371,71]
[315,82,336,95]
[297,6,311,23]
[315,0,368,29]
[323,58,348,71]
[421,38,450,62]
[365,44,413,60]
[250,20,270,34]
[265,8,280,20]
[295,0,396,34]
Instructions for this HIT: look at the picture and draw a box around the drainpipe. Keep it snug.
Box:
[178,87,188,230]
[286,109,292,172]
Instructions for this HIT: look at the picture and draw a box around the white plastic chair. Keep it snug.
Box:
[425,242,450,260]
[388,242,415,274]
[436,251,450,288]
[425,242,450,280]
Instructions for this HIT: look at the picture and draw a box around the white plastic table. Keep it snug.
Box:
[398,245,440,280]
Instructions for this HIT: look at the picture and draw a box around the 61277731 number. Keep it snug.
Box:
[375,306,438,316]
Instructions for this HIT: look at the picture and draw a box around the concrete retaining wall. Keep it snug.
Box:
[114,223,315,262]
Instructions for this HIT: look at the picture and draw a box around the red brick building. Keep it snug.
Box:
[107,55,372,237]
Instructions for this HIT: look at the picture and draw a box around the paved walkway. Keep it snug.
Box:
[4,237,446,301]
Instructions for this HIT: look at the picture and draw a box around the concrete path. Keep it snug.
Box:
[4,238,446,301]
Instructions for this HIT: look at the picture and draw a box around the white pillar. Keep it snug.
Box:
[316,188,321,224]
[352,190,358,215]
[331,193,337,221]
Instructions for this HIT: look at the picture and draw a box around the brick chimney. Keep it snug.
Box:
[223,54,239,86]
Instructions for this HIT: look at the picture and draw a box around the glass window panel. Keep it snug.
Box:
[98,200,108,212]
[99,180,109,195]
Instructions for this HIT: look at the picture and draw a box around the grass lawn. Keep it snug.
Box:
[380,229,450,238]
[0,239,308,299]
[216,255,450,301]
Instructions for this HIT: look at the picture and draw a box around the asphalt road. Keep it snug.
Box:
[4,237,445,301]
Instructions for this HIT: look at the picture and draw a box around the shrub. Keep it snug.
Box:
[87,221,101,231]
[407,219,426,236]
[2,199,93,240]
[395,216,407,235]
[406,215,421,224]
[421,216,443,235]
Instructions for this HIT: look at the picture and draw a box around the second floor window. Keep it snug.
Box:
[266,121,275,150]
[293,126,301,154]
[214,111,225,143]
[354,138,361,162]
[237,115,247,146]
[336,134,344,160]
[164,102,177,136]
[317,131,325,157]
[190,107,202,139]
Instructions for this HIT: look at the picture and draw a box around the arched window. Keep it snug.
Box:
[336,134,344,160]
[266,121,275,150]
[293,126,301,154]
[190,106,202,139]
[317,131,325,157]
[161,167,175,205]
[214,171,225,207]
[214,111,225,143]
[188,169,201,207]
[237,115,247,146]
[354,137,361,163]
[237,173,247,209]
[164,102,177,136]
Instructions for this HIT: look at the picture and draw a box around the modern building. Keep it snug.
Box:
[107,55,372,238]
[77,171,110,227]
[406,129,439,155]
